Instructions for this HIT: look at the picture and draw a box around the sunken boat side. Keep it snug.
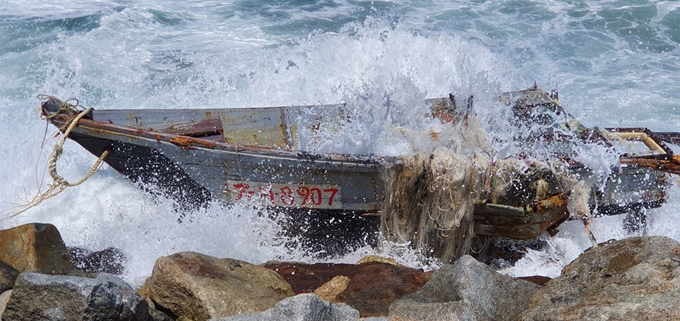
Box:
[40,97,390,213]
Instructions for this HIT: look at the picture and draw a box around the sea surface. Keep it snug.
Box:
[1,0,680,286]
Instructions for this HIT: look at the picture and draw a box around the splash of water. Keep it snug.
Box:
[3,2,680,286]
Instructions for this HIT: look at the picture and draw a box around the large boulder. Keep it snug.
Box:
[389,255,539,321]
[145,251,294,321]
[0,223,78,275]
[264,260,432,317]
[519,236,680,320]
[263,261,361,294]
[211,293,360,321]
[0,260,20,293]
[3,272,152,320]
[334,262,432,317]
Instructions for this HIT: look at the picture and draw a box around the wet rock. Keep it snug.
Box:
[68,246,126,275]
[0,260,19,293]
[313,275,350,301]
[519,236,680,320]
[264,261,432,317]
[335,262,432,317]
[389,255,539,321]
[356,255,402,266]
[0,290,11,318]
[0,223,79,275]
[264,261,362,294]
[518,275,551,286]
[211,293,360,321]
[145,251,294,320]
[3,272,152,321]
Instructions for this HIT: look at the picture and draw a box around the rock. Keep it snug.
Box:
[148,307,175,321]
[265,261,432,317]
[264,261,361,294]
[334,262,432,317]
[137,279,175,321]
[145,251,294,320]
[0,223,78,275]
[264,261,432,317]
[3,272,152,321]
[356,255,402,266]
[519,236,680,320]
[0,260,20,293]
[68,246,126,275]
[210,293,360,321]
[389,255,539,321]
[313,276,350,301]
[518,275,551,286]
[0,290,11,319]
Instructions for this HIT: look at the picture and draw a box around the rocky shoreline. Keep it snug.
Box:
[1,222,679,320]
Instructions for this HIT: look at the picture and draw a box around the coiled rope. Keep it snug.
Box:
[5,100,109,219]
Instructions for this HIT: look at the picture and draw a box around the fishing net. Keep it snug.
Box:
[380,151,490,262]
[380,115,493,262]
[380,115,595,263]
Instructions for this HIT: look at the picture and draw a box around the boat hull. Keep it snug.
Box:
[62,121,386,213]
[40,94,671,242]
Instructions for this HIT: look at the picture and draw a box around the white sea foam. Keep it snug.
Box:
[2,0,680,285]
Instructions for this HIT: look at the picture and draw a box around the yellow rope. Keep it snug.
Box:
[4,106,109,220]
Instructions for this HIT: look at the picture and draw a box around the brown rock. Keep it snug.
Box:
[357,255,402,266]
[518,275,551,286]
[313,275,350,301]
[263,261,362,294]
[145,252,294,321]
[519,236,680,320]
[335,262,432,317]
[264,261,432,317]
[0,223,77,275]
[0,260,20,293]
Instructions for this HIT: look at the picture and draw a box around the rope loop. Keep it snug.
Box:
[4,103,108,220]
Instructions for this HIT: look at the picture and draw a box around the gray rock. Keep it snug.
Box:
[0,290,11,319]
[144,251,294,320]
[148,307,174,321]
[3,272,152,321]
[519,236,680,320]
[389,255,539,321]
[211,293,360,321]
[0,260,19,293]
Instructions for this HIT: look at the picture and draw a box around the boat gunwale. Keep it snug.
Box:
[46,112,396,168]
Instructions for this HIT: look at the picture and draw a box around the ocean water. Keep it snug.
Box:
[1,0,679,286]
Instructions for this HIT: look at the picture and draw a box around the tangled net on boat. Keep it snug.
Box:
[381,151,489,262]
[380,115,596,263]
[380,115,493,262]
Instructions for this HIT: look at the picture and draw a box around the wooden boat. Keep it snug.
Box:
[39,86,680,243]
